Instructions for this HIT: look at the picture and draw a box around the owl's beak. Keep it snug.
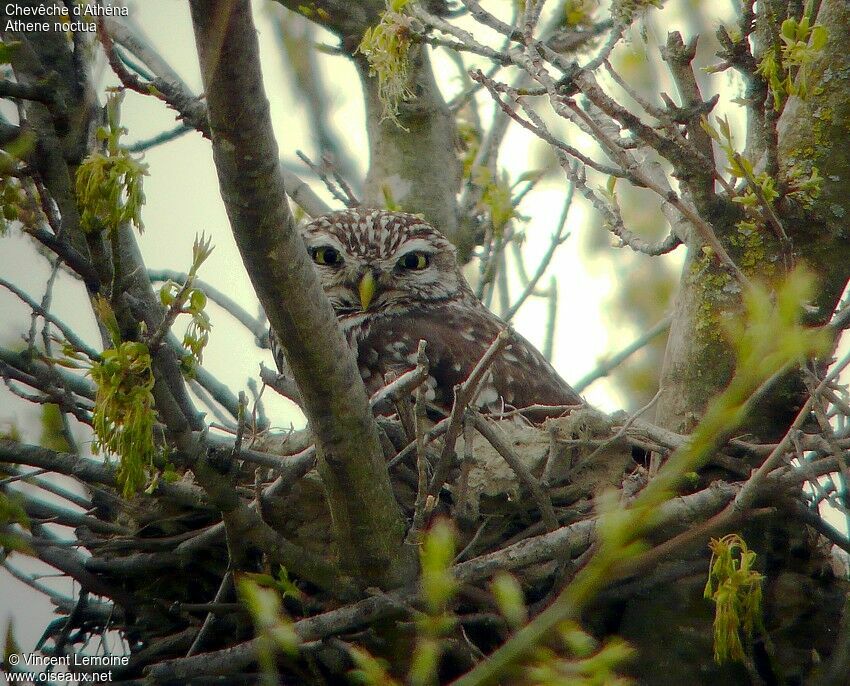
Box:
[358,271,377,311]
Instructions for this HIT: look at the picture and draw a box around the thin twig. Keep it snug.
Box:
[186,572,234,656]
[128,124,193,153]
[427,328,513,499]
[574,316,672,392]
[735,348,850,512]
[504,179,574,321]
[0,277,100,360]
[407,341,431,543]
[296,150,353,208]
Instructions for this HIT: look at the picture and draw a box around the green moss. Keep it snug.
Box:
[357,2,414,129]
[815,106,833,124]
[729,221,774,276]
[689,250,733,340]
[679,247,748,420]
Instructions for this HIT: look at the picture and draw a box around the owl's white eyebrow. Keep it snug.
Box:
[305,235,346,253]
[395,239,438,256]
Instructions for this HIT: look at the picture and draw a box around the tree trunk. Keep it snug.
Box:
[629,2,850,681]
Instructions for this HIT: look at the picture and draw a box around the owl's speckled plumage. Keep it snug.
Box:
[271,208,581,416]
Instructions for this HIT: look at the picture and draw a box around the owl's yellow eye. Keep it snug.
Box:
[397,252,429,270]
[311,246,343,266]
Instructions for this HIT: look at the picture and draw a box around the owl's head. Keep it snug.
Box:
[301,208,470,316]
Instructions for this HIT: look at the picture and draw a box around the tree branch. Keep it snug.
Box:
[187,0,413,588]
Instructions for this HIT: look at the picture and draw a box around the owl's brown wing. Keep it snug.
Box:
[353,301,581,416]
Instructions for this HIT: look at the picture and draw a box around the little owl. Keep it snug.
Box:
[270,208,581,417]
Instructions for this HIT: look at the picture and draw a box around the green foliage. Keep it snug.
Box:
[349,646,401,686]
[610,269,828,514]
[143,462,180,494]
[296,4,330,21]
[457,121,481,179]
[236,575,299,686]
[473,167,517,235]
[0,492,32,555]
[40,404,71,453]
[381,184,403,211]
[412,520,459,685]
[491,572,528,630]
[408,635,441,686]
[785,165,823,209]
[358,0,415,129]
[239,565,305,604]
[564,0,597,27]
[757,15,828,109]
[0,176,22,235]
[662,269,827,480]
[726,269,829,379]
[3,618,21,673]
[349,520,459,686]
[525,622,634,685]
[420,518,458,614]
[700,116,753,182]
[75,91,148,234]
[88,297,158,498]
[700,116,822,254]
[610,0,662,27]
[0,131,38,235]
[704,534,764,664]
[490,571,634,684]
[350,521,637,685]
[159,234,214,375]
[92,294,122,346]
[0,39,20,64]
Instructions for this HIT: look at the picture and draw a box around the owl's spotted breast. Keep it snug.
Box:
[347,301,582,414]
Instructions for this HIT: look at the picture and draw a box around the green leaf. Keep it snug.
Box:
[705,534,764,664]
[781,18,797,41]
[236,576,298,657]
[699,116,720,143]
[420,519,458,613]
[75,92,148,235]
[810,25,828,51]
[275,565,304,602]
[159,281,178,306]
[718,115,732,142]
[191,232,215,272]
[4,618,21,664]
[348,645,400,686]
[491,572,528,629]
[0,40,20,64]
[189,289,207,312]
[0,493,32,555]
[408,637,440,686]
[796,16,810,41]
[89,339,159,497]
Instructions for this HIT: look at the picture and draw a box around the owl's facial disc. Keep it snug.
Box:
[355,246,442,311]
[301,208,469,317]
